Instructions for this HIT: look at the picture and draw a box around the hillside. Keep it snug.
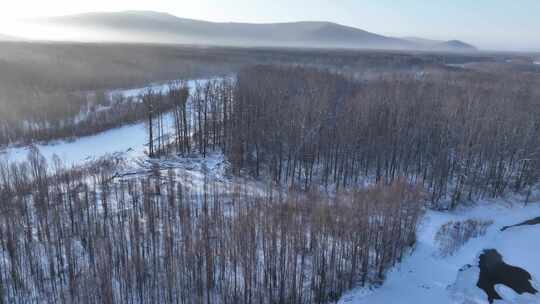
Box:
[404,36,477,52]
[436,40,477,52]
[33,11,476,51]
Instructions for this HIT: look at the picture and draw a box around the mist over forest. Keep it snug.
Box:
[0,5,539,304]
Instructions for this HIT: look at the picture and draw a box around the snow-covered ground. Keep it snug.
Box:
[339,196,540,304]
[1,122,148,165]
[1,108,180,165]
[534,61,540,66]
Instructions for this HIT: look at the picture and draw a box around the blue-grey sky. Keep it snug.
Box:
[2,0,539,50]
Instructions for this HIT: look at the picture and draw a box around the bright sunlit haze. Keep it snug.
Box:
[1,0,539,50]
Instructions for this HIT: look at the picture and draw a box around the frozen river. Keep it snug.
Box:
[0,77,215,166]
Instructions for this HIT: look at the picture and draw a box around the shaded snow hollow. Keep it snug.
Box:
[339,198,540,304]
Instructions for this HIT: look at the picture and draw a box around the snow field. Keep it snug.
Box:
[339,196,540,304]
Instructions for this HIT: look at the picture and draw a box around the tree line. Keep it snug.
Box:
[1,42,496,148]
[153,65,539,207]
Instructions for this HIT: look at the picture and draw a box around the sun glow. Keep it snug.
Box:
[0,0,539,50]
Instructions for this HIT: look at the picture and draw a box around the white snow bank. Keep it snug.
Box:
[339,198,540,304]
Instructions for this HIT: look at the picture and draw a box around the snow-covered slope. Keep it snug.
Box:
[339,198,540,304]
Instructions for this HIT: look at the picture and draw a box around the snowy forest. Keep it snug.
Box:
[0,42,539,304]
[145,66,540,205]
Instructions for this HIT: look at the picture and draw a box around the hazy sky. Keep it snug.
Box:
[1,0,539,50]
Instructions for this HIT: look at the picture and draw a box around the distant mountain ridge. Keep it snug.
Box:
[403,37,477,52]
[33,11,477,52]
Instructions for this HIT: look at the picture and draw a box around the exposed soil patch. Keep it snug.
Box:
[501,216,540,231]
[477,249,537,303]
